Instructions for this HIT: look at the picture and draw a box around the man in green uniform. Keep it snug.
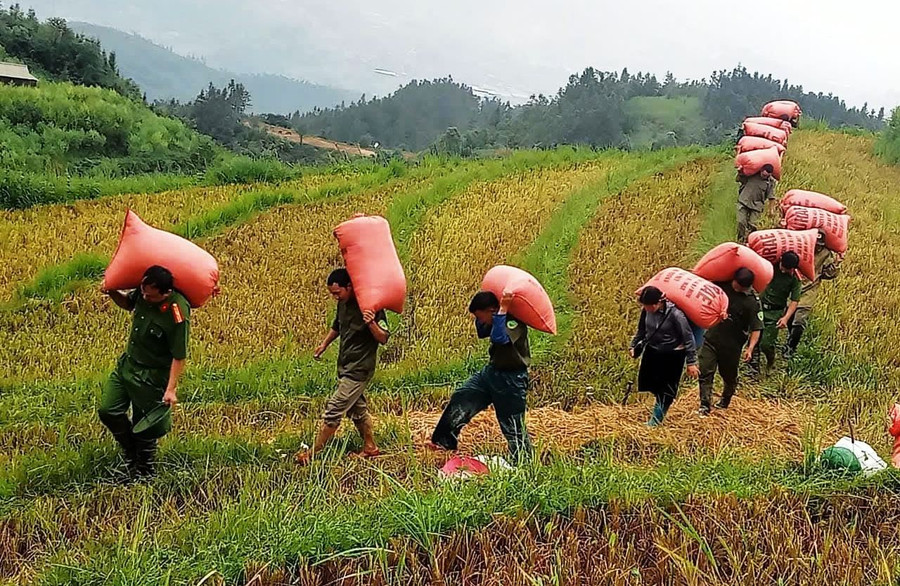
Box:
[698,268,763,415]
[784,231,840,359]
[427,290,533,462]
[736,164,776,243]
[295,268,389,465]
[752,251,802,376]
[98,265,190,478]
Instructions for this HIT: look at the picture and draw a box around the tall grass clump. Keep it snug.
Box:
[16,253,107,303]
[875,106,900,164]
[203,156,295,185]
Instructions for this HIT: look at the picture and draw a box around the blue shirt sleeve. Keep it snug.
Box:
[475,318,492,339]
[491,313,511,345]
[674,309,697,365]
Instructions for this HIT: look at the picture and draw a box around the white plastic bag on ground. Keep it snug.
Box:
[834,436,887,476]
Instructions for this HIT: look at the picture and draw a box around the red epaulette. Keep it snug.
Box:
[171,303,184,324]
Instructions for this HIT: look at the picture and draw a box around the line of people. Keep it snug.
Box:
[98,265,537,476]
[629,166,842,427]
[97,197,842,476]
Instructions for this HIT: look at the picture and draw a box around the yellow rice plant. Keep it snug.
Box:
[388,162,614,370]
[562,159,716,389]
[775,130,900,422]
[0,179,417,382]
[0,175,327,301]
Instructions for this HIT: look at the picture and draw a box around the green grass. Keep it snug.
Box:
[689,159,741,260]
[11,447,896,586]
[15,252,108,303]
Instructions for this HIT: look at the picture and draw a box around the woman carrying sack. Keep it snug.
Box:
[628,286,699,426]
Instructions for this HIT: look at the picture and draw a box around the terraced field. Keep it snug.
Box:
[3,132,900,586]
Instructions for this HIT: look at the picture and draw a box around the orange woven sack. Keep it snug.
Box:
[482,265,557,334]
[781,206,850,253]
[742,122,788,145]
[636,268,729,329]
[761,100,802,123]
[735,147,782,180]
[748,228,818,281]
[692,243,774,293]
[779,189,847,215]
[103,210,219,308]
[744,116,793,134]
[736,136,786,156]
[334,215,406,314]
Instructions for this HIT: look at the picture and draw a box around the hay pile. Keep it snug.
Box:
[402,395,817,460]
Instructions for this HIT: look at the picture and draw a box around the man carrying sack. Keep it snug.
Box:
[98,266,190,478]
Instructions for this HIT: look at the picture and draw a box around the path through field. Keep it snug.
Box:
[258,121,377,157]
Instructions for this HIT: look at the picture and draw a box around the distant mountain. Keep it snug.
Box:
[70,22,357,114]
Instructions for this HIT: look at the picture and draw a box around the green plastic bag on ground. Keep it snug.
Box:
[820,446,862,473]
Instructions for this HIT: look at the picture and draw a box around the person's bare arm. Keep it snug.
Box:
[104,288,136,311]
[314,329,339,359]
[363,310,389,345]
[743,330,761,362]
[777,301,799,328]
[163,359,185,406]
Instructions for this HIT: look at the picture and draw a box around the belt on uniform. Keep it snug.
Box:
[761,303,783,311]
[123,353,169,371]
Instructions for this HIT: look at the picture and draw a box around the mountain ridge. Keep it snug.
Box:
[69,21,358,114]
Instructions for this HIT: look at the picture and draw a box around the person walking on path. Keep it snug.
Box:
[98,266,190,479]
[428,290,533,461]
[629,286,699,426]
[697,268,763,415]
[295,268,389,465]
[736,165,776,243]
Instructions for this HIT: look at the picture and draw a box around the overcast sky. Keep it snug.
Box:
[24,0,900,109]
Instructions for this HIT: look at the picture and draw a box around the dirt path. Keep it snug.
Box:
[257,122,377,157]
[404,396,821,461]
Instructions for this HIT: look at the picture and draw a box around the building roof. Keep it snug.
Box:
[0,61,38,82]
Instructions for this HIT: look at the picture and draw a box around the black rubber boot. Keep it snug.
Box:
[98,410,137,473]
[113,432,137,470]
[785,324,805,359]
[133,437,158,479]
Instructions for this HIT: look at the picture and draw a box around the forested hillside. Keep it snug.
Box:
[0,5,138,97]
[293,67,885,151]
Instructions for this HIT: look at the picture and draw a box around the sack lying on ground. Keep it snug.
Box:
[103,209,219,308]
[637,267,729,329]
[781,206,850,254]
[779,189,847,215]
[482,265,557,334]
[735,147,782,180]
[334,214,407,314]
[747,228,818,281]
[439,455,490,479]
[742,122,788,146]
[692,242,774,293]
[736,136,786,156]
